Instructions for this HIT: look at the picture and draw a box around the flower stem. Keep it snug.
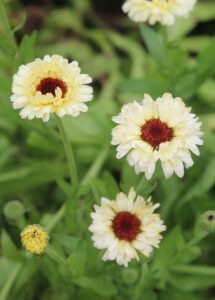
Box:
[0,263,22,300]
[46,145,109,233]
[46,204,65,232]
[136,175,147,194]
[46,246,66,266]
[133,262,149,298]
[81,144,109,185]
[55,116,78,187]
[171,230,208,264]
[187,230,208,247]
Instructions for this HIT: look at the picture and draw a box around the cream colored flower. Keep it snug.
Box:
[21,224,49,255]
[11,55,93,121]
[168,0,196,17]
[89,188,166,267]
[122,0,196,25]
[111,93,203,180]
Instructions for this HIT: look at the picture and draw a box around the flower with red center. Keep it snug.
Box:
[89,188,166,267]
[111,93,203,179]
[112,212,141,242]
[141,118,174,150]
[122,0,196,26]
[11,55,93,121]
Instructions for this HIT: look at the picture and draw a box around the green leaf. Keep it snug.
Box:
[168,272,215,291]
[12,13,26,34]
[90,171,120,201]
[82,53,118,78]
[27,131,61,154]
[152,226,183,268]
[107,30,145,78]
[15,31,37,69]
[177,159,215,210]
[0,0,17,55]
[0,257,19,288]
[170,265,215,276]
[177,246,202,264]
[0,33,14,56]
[158,176,182,219]
[140,25,168,68]
[193,2,215,21]
[181,36,211,53]
[0,162,69,197]
[72,276,117,297]
[67,240,86,277]
[118,76,170,98]
[102,172,120,199]
[1,230,22,262]
[174,38,215,98]
[168,18,196,41]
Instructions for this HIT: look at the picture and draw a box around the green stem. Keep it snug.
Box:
[171,230,208,264]
[160,25,168,47]
[55,116,78,187]
[159,25,175,91]
[133,262,149,298]
[47,145,109,232]
[46,246,66,266]
[0,263,22,300]
[46,205,65,232]
[81,145,109,185]
[136,175,146,194]
[187,230,208,247]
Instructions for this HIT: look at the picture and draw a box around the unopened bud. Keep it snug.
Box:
[4,201,25,221]
[200,211,215,233]
[121,267,139,285]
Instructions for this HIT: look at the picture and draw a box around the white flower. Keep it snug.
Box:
[168,0,196,17]
[89,188,166,267]
[11,55,93,121]
[122,0,196,25]
[111,93,203,180]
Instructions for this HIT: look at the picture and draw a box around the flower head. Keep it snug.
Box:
[111,93,203,180]
[11,55,93,121]
[21,224,49,255]
[89,188,166,267]
[122,0,196,25]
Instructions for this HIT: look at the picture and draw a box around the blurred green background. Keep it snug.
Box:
[0,0,215,299]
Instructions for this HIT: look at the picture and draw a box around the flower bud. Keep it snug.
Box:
[200,211,215,233]
[121,268,139,286]
[21,224,49,255]
[3,200,25,221]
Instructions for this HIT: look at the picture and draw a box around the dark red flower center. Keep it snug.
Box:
[36,77,67,97]
[112,212,141,242]
[141,118,174,150]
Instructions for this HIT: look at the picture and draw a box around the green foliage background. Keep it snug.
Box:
[0,0,215,299]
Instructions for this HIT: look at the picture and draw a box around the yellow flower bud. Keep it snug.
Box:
[21,224,49,255]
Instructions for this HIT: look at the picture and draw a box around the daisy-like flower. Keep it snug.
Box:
[122,0,196,26]
[11,55,93,121]
[111,93,203,180]
[89,188,166,267]
[21,224,49,255]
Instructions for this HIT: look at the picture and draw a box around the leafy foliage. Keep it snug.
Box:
[0,0,215,299]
